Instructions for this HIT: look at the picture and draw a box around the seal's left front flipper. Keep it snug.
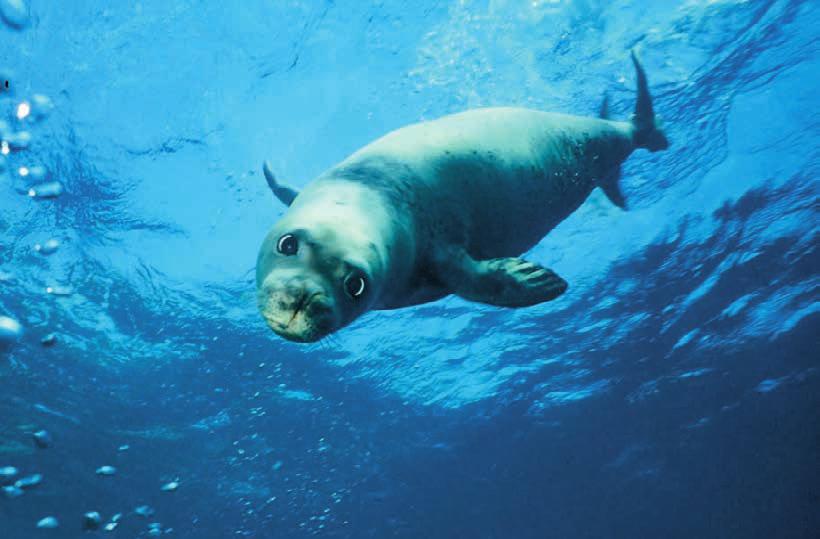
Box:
[438,250,568,307]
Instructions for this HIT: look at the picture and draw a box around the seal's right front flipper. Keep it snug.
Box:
[438,250,568,307]
[263,161,299,207]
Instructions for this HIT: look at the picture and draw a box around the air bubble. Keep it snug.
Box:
[36,516,59,529]
[161,480,180,492]
[28,181,63,198]
[0,315,23,342]
[0,466,18,483]
[30,94,54,119]
[96,465,117,476]
[6,130,30,150]
[0,0,30,30]
[15,101,29,119]
[15,473,42,489]
[83,512,102,531]
[45,285,72,296]
[34,238,60,255]
[32,429,52,448]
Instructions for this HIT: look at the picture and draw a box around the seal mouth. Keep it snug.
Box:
[268,322,320,343]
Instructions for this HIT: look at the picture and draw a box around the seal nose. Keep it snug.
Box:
[257,272,337,342]
[280,277,323,312]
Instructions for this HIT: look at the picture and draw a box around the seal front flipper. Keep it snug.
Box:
[436,249,568,307]
[262,161,300,206]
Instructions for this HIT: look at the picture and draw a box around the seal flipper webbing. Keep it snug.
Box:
[630,49,669,152]
[436,249,568,307]
[263,161,300,207]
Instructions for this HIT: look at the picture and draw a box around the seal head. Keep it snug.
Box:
[256,180,390,342]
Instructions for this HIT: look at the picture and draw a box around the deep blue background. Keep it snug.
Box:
[1,1,818,537]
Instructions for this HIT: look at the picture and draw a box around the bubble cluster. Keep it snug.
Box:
[0,8,130,534]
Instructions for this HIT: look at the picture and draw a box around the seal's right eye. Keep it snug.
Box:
[276,234,298,256]
[344,272,367,299]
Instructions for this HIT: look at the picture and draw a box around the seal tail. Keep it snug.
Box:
[598,50,668,210]
[630,49,669,152]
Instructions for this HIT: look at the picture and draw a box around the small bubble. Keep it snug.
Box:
[0,0,31,29]
[6,130,30,149]
[0,315,23,342]
[15,473,42,489]
[34,238,60,255]
[95,465,117,476]
[83,512,102,531]
[27,181,64,199]
[2,485,23,498]
[36,516,59,529]
[0,465,18,481]
[32,429,52,448]
[161,480,179,492]
[15,101,29,120]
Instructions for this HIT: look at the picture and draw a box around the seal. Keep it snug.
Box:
[256,51,668,342]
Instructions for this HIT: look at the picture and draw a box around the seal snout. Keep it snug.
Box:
[257,273,337,343]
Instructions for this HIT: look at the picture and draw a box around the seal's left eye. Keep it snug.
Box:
[277,234,298,256]
[344,273,366,299]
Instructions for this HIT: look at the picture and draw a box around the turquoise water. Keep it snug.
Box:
[1,1,818,537]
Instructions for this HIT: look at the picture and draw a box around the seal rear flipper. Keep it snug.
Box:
[598,93,611,120]
[630,49,669,152]
[437,250,568,307]
[263,161,300,206]
[600,167,626,209]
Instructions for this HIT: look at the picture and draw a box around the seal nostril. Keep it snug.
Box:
[285,292,312,327]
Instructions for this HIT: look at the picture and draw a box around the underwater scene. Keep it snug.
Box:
[1,0,818,537]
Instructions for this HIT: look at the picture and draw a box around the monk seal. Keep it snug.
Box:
[256,51,668,342]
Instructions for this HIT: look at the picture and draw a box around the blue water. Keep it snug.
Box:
[1,0,818,537]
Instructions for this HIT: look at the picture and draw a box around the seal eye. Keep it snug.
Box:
[277,234,298,256]
[344,273,366,299]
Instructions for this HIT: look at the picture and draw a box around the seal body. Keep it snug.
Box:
[359,109,631,253]
[256,52,668,342]
[334,108,638,307]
